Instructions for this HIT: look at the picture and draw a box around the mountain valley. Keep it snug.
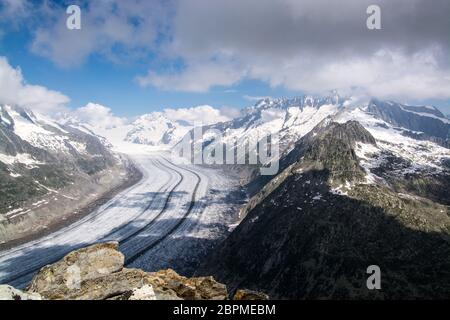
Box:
[1,94,449,299]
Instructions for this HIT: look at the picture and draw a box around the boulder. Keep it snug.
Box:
[27,242,125,299]
[147,269,228,300]
[25,242,229,300]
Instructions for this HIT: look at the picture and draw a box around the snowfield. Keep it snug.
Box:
[0,149,243,288]
[335,107,450,176]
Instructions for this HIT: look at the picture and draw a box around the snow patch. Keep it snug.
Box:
[337,107,450,176]
[0,152,42,167]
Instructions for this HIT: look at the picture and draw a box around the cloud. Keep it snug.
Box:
[261,108,286,122]
[162,105,232,125]
[136,61,244,92]
[243,95,273,102]
[142,0,450,100]
[219,106,242,119]
[249,47,450,101]
[73,103,236,129]
[0,56,69,113]
[0,0,30,22]
[5,0,450,101]
[29,0,170,67]
[73,103,125,129]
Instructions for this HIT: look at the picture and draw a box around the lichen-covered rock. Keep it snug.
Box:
[25,242,229,300]
[146,269,228,300]
[233,289,269,300]
[27,242,125,299]
[0,285,41,300]
[128,284,156,300]
[39,268,156,300]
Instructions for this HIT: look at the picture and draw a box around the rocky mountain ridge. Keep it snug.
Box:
[366,99,450,147]
[175,94,350,165]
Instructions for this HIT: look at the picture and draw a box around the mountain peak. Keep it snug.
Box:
[125,111,192,146]
[250,93,348,113]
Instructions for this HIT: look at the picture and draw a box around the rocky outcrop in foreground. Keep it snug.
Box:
[0,242,268,300]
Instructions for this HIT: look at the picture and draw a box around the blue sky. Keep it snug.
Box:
[0,0,449,117]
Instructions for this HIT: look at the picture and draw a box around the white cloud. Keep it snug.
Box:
[261,108,286,122]
[245,48,450,101]
[219,106,242,119]
[137,62,245,92]
[5,0,450,102]
[30,1,169,67]
[243,95,273,101]
[0,56,69,113]
[163,105,232,125]
[72,103,236,130]
[139,0,450,101]
[0,0,30,21]
[73,103,126,129]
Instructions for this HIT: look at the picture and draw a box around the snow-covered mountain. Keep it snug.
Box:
[365,99,450,147]
[175,94,351,164]
[176,95,449,167]
[334,100,449,180]
[124,112,192,147]
[0,105,116,170]
[60,104,231,151]
[0,105,129,238]
[200,97,450,299]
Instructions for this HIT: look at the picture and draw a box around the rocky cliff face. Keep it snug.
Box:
[0,242,268,300]
[367,99,450,147]
[198,119,450,299]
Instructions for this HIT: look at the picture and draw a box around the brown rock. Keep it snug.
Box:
[30,266,154,300]
[233,289,269,300]
[28,242,124,289]
[27,242,128,299]
[25,242,229,300]
[147,269,228,300]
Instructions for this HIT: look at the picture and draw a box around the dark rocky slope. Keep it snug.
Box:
[198,120,450,299]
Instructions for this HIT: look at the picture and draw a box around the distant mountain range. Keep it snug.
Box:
[176,95,449,166]
[65,95,449,155]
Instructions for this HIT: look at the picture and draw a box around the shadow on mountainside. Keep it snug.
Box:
[198,168,450,299]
